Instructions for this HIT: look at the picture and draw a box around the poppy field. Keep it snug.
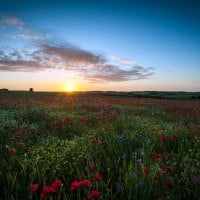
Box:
[0,92,200,200]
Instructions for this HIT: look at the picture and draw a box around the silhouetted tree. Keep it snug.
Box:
[29,88,33,92]
[0,88,9,92]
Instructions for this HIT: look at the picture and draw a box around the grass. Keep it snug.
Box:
[0,92,200,200]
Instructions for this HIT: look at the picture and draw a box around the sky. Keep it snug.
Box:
[0,0,200,92]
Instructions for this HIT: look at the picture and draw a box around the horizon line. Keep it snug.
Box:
[0,89,200,93]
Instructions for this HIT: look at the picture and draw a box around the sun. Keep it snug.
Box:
[65,85,74,92]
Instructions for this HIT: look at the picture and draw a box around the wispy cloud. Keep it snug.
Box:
[0,15,24,27]
[0,15,45,43]
[108,54,134,65]
[0,15,154,82]
[85,65,153,82]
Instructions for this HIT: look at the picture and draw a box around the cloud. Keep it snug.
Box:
[0,59,53,72]
[84,64,153,82]
[108,54,134,65]
[0,15,45,43]
[42,45,153,82]
[0,44,154,81]
[0,48,59,72]
[0,15,24,27]
[0,16,154,82]
[43,44,106,66]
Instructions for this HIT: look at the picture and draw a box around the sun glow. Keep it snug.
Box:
[65,85,74,92]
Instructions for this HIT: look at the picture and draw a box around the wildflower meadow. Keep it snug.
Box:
[0,92,200,200]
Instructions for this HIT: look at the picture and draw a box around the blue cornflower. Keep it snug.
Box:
[118,135,127,142]
[136,158,142,163]
[132,172,137,177]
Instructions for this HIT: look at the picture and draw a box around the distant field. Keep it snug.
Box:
[0,92,200,199]
[86,91,200,100]
[1,90,200,100]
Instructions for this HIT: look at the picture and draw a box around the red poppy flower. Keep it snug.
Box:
[89,165,95,172]
[87,190,100,200]
[142,167,149,174]
[79,117,86,123]
[3,125,9,130]
[150,152,161,161]
[26,127,31,131]
[50,179,62,192]
[30,184,39,192]
[9,147,16,153]
[40,179,62,198]
[15,135,20,140]
[81,179,91,187]
[93,172,101,182]
[170,134,177,141]
[165,179,172,188]
[159,134,165,142]
[70,180,82,191]
[40,186,52,199]
[12,127,19,132]
[18,142,25,148]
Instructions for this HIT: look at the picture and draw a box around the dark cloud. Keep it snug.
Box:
[0,59,53,72]
[43,44,106,66]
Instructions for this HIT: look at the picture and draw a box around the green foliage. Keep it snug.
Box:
[18,107,53,127]
[0,92,200,200]
[22,136,90,179]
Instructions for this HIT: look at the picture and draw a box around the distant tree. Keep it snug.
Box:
[29,88,33,92]
[0,88,9,92]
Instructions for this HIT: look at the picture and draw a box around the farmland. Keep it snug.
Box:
[0,91,200,200]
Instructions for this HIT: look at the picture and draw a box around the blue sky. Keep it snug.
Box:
[0,0,200,91]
